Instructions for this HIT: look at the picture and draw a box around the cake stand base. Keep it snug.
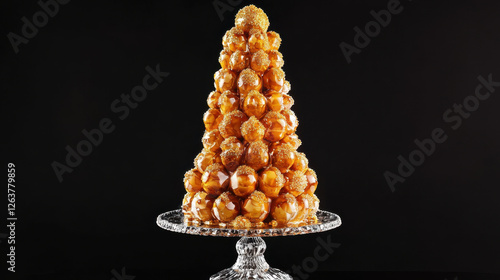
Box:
[210,237,292,280]
[157,209,341,279]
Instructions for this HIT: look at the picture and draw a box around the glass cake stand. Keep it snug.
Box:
[157,209,341,280]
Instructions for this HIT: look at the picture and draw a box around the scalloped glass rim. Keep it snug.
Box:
[156,209,341,237]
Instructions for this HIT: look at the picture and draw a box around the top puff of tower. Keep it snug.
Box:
[235,5,270,33]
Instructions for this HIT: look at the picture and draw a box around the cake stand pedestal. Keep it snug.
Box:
[157,209,341,280]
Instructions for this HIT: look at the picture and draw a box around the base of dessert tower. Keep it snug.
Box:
[209,237,292,280]
[157,209,341,279]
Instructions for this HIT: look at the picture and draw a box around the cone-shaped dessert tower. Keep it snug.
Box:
[181,5,319,228]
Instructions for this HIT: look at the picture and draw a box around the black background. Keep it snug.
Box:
[2,0,500,279]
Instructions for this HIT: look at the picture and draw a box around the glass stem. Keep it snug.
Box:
[232,237,270,272]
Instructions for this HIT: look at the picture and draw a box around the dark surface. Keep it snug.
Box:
[2,0,500,279]
[14,270,500,280]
